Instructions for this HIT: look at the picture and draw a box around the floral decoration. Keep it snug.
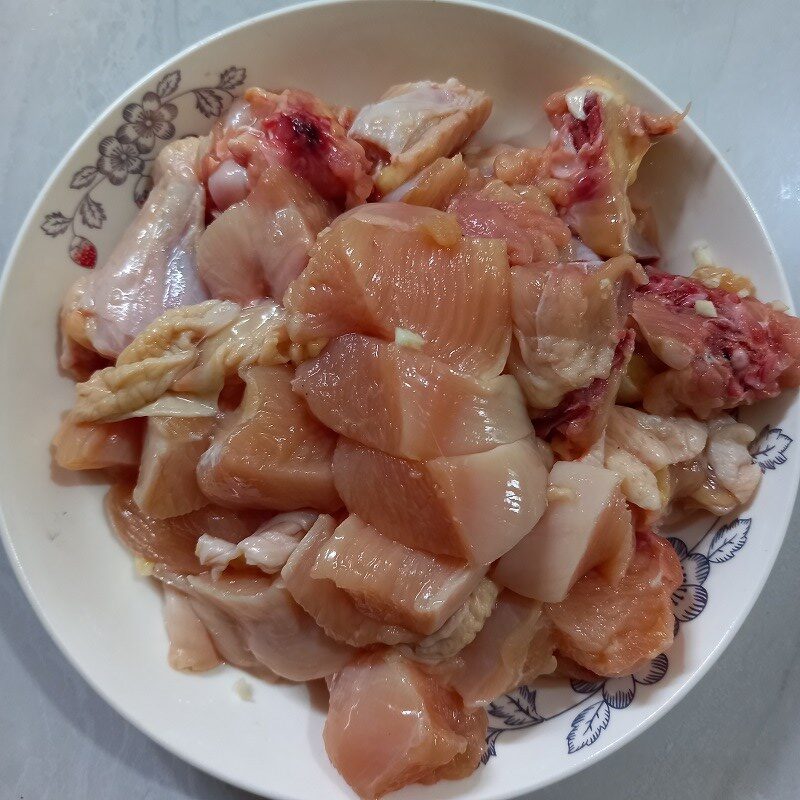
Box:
[40,65,246,268]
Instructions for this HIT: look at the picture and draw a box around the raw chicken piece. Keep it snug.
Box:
[78,138,210,358]
[172,301,296,396]
[197,365,340,512]
[71,300,240,423]
[442,590,555,709]
[546,530,682,677]
[604,446,664,512]
[541,77,682,257]
[507,256,646,410]
[134,417,215,518]
[462,142,519,177]
[311,515,485,636]
[448,179,572,265]
[59,276,109,380]
[405,579,499,663]
[704,415,760,503]
[324,650,487,799]
[684,414,760,515]
[603,405,707,512]
[161,584,221,671]
[107,483,265,574]
[197,166,333,304]
[603,409,758,517]
[181,573,355,681]
[350,78,492,194]
[606,406,708,469]
[654,458,707,514]
[493,461,634,603]
[201,88,372,209]
[383,154,468,208]
[196,510,319,576]
[615,350,656,405]
[551,654,602,682]
[160,570,268,676]
[632,269,800,417]
[332,436,548,564]
[284,203,511,378]
[281,515,418,647]
[293,334,532,459]
[52,416,142,471]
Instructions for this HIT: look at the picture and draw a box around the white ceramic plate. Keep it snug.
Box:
[1,1,797,798]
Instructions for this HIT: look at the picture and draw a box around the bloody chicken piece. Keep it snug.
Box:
[201,88,372,210]
[541,76,682,257]
[535,329,635,457]
[632,268,800,417]
[491,78,681,259]
[507,256,646,414]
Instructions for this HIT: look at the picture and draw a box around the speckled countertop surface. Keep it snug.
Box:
[2,1,800,798]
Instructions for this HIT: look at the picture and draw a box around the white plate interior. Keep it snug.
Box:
[0,2,797,799]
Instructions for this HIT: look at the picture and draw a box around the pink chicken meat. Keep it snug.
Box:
[197,364,340,512]
[293,333,532,459]
[284,203,511,378]
[546,530,683,677]
[77,138,209,358]
[197,165,333,303]
[332,436,548,564]
[350,78,492,195]
[311,515,485,635]
[324,650,487,799]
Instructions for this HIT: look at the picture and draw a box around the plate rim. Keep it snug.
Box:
[0,1,796,797]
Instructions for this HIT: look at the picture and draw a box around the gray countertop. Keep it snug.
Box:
[2,1,800,798]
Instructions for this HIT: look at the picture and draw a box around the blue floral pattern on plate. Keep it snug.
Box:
[485,425,792,760]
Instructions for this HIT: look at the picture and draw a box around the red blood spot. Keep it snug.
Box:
[571,173,600,203]
[263,111,330,157]
[260,109,352,202]
[567,93,602,150]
